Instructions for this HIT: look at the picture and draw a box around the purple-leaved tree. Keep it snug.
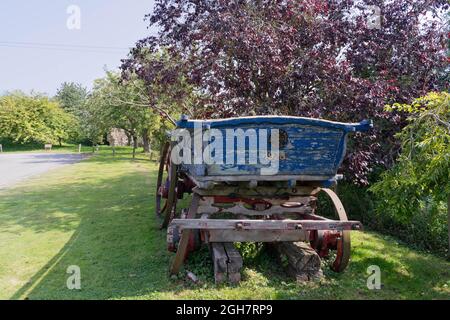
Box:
[122,0,449,184]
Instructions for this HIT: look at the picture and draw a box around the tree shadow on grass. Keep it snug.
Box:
[5,163,180,300]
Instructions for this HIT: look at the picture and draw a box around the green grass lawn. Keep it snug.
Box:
[0,142,87,154]
[0,142,145,155]
[0,152,449,300]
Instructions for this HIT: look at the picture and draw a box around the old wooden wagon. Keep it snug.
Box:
[156,116,372,282]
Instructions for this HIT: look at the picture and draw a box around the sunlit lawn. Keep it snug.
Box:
[0,151,449,300]
[0,143,89,154]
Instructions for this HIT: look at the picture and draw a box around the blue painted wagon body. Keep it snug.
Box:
[156,115,373,282]
[176,116,372,185]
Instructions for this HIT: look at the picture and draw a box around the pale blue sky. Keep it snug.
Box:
[0,0,157,96]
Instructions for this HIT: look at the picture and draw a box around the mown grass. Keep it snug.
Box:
[0,152,449,300]
[0,142,94,154]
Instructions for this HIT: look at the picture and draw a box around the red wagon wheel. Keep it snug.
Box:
[155,141,178,229]
[312,188,351,273]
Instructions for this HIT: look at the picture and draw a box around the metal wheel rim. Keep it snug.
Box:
[160,147,178,229]
[319,188,351,273]
[155,142,170,217]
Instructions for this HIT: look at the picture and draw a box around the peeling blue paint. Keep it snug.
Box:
[175,116,372,183]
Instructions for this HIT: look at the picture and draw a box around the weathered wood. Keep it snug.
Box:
[198,195,316,207]
[210,243,244,284]
[172,218,362,231]
[223,243,243,284]
[272,242,323,282]
[178,117,371,183]
[208,229,309,243]
[193,174,336,183]
[211,243,228,284]
[196,196,315,216]
[193,186,319,197]
[198,202,314,216]
[169,194,200,275]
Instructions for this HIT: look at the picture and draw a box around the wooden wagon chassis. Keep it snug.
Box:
[156,140,364,282]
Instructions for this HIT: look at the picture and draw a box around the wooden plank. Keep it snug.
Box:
[171,219,363,231]
[199,196,316,206]
[193,186,319,197]
[169,194,200,275]
[192,174,335,182]
[208,229,309,243]
[297,213,331,221]
[176,115,371,132]
[197,196,316,217]
[223,243,243,284]
[197,202,314,216]
[211,243,228,284]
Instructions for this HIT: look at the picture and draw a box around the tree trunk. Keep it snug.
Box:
[269,242,323,281]
[132,135,137,159]
[125,132,132,146]
[58,137,62,147]
[142,129,151,153]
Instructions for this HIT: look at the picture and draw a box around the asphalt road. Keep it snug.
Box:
[0,153,85,189]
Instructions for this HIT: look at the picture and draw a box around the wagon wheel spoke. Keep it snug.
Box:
[333,230,351,273]
[319,188,351,273]
[155,142,170,218]
[160,155,179,229]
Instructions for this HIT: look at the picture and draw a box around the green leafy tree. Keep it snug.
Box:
[371,92,450,255]
[0,93,75,145]
[86,71,163,158]
[55,82,89,143]
[55,82,88,115]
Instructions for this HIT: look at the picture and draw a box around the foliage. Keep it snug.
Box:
[123,0,449,184]
[122,49,200,126]
[370,92,450,254]
[55,82,88,115]
[0,93,76,145]
[85,71,163,156]
[55,82,89,143]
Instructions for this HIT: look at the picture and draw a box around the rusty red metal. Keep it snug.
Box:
[310,230,341,258]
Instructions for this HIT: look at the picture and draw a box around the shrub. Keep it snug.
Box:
[370,92,449,255]
[0,93,76,145]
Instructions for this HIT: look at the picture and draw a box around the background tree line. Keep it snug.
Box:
[0,71,170,158]
[0,92,78,146]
